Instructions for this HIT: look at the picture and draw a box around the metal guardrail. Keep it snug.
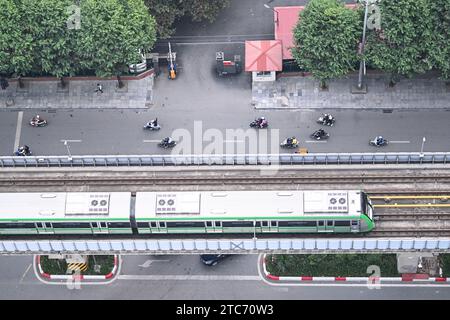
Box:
[0,152,449,168]
[1,238,450,255]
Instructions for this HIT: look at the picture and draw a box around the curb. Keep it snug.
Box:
[261,255,450,284]
[36,255,119,281]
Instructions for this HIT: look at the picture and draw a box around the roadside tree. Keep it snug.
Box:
[427,0,450,80]
[292,0,361,89]
[365,0,432,85]
[76,0,157,87]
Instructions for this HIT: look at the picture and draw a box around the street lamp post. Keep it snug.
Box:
[63,140,73,161]
[264,4,279,26]
[420,137,426,158]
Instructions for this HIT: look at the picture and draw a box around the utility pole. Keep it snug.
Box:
[352,0,370,93]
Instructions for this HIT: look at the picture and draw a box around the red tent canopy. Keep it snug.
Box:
[245,40,282,72]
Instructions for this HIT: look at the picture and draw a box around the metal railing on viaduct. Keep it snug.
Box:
[1,152,449,167]
[1,238,450,255]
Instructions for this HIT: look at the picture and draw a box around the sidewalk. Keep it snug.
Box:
[252,72,450,110]
[0,72,154,109]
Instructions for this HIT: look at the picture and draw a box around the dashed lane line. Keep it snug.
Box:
[14,111,23,151]
[389,141,410,144]
[60,139,82,143]
[305,140,328,143]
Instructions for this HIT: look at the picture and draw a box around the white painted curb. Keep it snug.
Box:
[36,255,119,281]
[262,254,450,284]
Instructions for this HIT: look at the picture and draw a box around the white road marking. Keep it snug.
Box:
[143,140,162,143]
[389,141,410,144]
[20,263,32,284]
[14,111,23,151]
[118,275,261,281]
[60,139,82,143]
[305,140,327,143]
[138,259,171,268]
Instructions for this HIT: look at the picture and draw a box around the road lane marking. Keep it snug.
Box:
[20,263,32,284]
[143,140,162,143]
[14,111,23,151]
[118,275,261,281]
[60,139,82,143]
[138,259,171,268]
[389,141,410,144]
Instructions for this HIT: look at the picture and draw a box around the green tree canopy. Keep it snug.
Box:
[427,0,450,80]
[365,0,432,81]
[76,0,157,78]
[292,0,361,87]
[145,0,229,39]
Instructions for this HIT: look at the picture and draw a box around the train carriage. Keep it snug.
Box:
[0,192,132,235]
[134,190,374,234]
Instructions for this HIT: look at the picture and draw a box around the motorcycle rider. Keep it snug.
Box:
[314,129,325,138]
[161,137,174,146]
[286,136,298,146]
[148,118,158,128]
[325,114,334,125]
[257,116,268,128]
[376,136,384,146]
[31,114,45,125]
[18,145,30,155]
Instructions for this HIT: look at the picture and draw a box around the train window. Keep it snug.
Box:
[53,222,91,229]
[150,222,157,228]
[138,222,150,228]
[254,221,261,227]
[214,221,222,228]
[278,221,317,227]
[223,221,254,227]
[334,221,351,227]
[318,221,324,226]
[206,221,213,227]
[0,222,35,229]
[327,221,333,227]
[351,220,358,226]
[261,221,269,227]
[159,222,166,228]
[166,222,205,228]
[270,221,277,227]
[107,222,131,228]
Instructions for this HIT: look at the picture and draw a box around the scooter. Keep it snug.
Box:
[280,139,299,149]
[14,148,32,156]
[249,119,268,129]
[143,122,161,131]
[369,138,388,147]
[158,139,176,149]
[310,130,329,140]
[316,114,335,126]
[29,119,47,127]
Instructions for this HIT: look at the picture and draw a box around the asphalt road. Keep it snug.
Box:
[1,255,450,300]
[1,108,449,156]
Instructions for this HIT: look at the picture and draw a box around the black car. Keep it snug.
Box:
[200,254,229,266]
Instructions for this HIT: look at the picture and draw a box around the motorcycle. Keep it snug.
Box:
[317,114,335,126]
[310,129,329,140]
[158,138,176,149]
[369,137,388,147]
[29,118,47,127]
[143,122,161,131]
[280,138,299,149]
[249,119,268,129]
[14,147,32,156]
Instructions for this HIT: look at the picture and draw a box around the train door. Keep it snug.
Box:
[206,221,222,233]
[36,222,54,234]
[269,221,278,232]
[261,221,271,232]
[91,222,109,234]
[156,221,168,233]
[318,220,334,232]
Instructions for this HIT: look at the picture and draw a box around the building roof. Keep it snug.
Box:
[274,4,359,60]
[245,40,282,72]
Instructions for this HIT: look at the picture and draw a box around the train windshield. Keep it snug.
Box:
[361,193,373,220]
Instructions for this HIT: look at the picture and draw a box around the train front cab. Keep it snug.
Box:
[359,192,375,232]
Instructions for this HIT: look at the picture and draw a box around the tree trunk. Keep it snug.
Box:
[320,79,328,90]
[59,77,66,88]
[18,76,24,89]
[117,75,124,88]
